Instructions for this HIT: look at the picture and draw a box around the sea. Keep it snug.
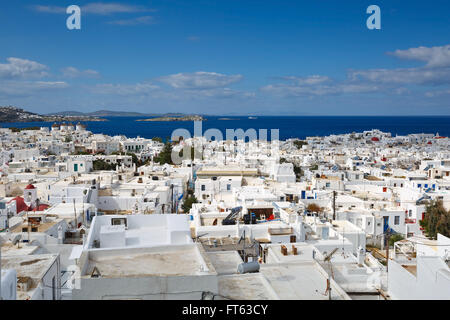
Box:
[1,116,450,141]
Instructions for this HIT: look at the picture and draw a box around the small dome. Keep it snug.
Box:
[25,184,36,190]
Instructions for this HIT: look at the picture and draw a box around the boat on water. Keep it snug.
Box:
[248,116,257,119]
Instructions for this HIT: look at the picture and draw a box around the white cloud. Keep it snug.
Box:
[0,81,68,96]
[279,75,331,86]
[184,88,255,99]
[389,45,450,68]
[0,57,48,79]
[158,72,243,89]
[348,67,450,86]
[32,5,66,14]
[32,2,155,15]
[62,67,100,78]
[93,82,160,95]
[425,89,450,97]
[264,44,450,99]
[108,16,155,25]
[91,77,254,100]
[261,77,379,97]
[83,2,154,15]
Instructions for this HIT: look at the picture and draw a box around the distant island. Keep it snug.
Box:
[137,115,205,122]
[0,106,106,123]
[48,110,189,118]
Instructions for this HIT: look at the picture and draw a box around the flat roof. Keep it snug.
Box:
[218,274,279,300]
[260,262,349,300]
[84,245,215,278]
[1,242,40,256]
[206,251,242,275]
[1,254,58,282]
[332,220,363,233]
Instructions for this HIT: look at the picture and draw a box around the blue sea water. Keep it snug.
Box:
[1,116,450,141]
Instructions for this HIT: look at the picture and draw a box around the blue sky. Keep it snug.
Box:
[0,0,449,115]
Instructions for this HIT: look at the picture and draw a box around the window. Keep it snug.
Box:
[111,217,127,227]
[394,216,400,225]
[409,210,412,217]
[226,184,231,191]
[201,185,206,191]
[325,182,330,188]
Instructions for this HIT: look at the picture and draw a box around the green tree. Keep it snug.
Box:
[153,142,173,165]
[152,137,163,143]
[93,159,116,171]
[389,234,404,246]
[71,151,91,155]
[420,200,450,239]
[182,195,198,213]
[293,140,308,149]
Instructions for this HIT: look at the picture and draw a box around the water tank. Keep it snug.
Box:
[237,261,260,274]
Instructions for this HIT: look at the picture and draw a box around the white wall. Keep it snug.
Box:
[1,269,17,300]
[388,256,450,300]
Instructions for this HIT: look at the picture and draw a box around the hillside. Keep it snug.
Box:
[0,106,106,123]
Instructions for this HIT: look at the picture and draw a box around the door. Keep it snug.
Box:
[383,216,389,233]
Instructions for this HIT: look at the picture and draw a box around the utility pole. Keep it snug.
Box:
[325,278,331,300]
[82,201,85,226]
[332,191,336,221]
[385,228,390,272]
[170,184,174,214]
[27,211,30,243]
[73,198,77,230]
